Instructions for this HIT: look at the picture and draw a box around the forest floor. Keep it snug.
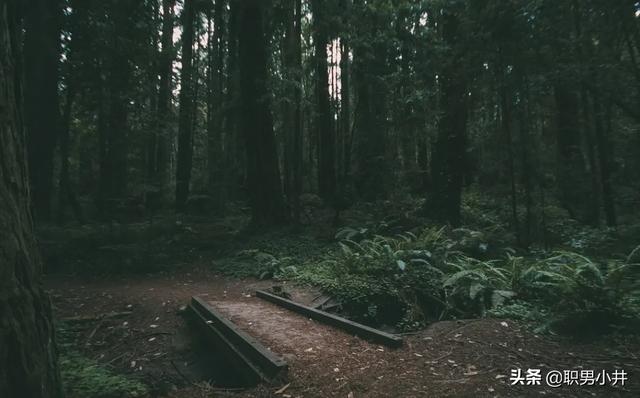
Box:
[46,267,639,398]
[41,196,640,397]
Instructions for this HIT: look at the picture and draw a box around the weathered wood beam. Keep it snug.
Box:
[255,290,403,348]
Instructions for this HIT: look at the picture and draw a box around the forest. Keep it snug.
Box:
[1,0,640,397]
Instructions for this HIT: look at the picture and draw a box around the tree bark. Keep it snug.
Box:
[238,0,287,225]
[311,0,336,200]
[24,0,62,222]
[554,83,590,221]
[0,2,63,396]
[423,11,468,226]
[594,98,617,227]
[175,0,196,211]
[207,0,226,208]
[148,0,175,205]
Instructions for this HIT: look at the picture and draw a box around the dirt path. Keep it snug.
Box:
[46,269,639,398]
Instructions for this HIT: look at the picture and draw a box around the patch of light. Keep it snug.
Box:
[327,38,342,101]
[419,12,428,27]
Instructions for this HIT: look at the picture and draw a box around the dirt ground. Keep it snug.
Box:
[46,266,640,398]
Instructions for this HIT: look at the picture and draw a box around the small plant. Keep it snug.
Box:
[60,352,148,398]
[57,322,148,398]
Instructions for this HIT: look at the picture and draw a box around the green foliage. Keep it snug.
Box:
[291,226,640,335]
[57,323,148,398]
[531,250,640,334]
[60,352,148,398]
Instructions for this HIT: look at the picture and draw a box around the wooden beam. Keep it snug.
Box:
[255,290,403,348]
[188,296,288,384]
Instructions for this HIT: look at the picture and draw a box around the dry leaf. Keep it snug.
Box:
[275,383,290,394]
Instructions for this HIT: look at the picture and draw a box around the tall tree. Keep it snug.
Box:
[424,8,469,226]
[352,0,389,200]
[24,0,62,221]
[175,0,196,211]
[311,0,337,200]
[238,0,287,225]
[148,0,175,205]
[0,2,63,396]
[282,0,303,221]
[206,0,226,207]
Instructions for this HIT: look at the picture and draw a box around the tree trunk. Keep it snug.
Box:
[352,0,388,200]
[554,83,590,221]
[311,0,336,200]
[57,84,84,224]
[283,0,303,222]
[339,33,351,180]
[238,0,287,225]
[423,12,468,227]
[0,3,63,396]
[224,0,243,199]
[500,67,520,244]
[594,98,617,227]
[24,0,62,222]
[149,0,175,206]
[175,0,196,211]
[207,0,226,209]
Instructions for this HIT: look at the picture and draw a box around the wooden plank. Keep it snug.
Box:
[255,290,403,348]
[188,296,288,384]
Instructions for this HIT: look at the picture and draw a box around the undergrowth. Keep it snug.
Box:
[266,225,640,336]
[57,323,148,398]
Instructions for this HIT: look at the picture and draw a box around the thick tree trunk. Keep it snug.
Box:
[311,0,336,200]
[175,0,196,211]
[238,0,287,225]
[24,0,62,222]
[148,0,175,206]
[282,0,303,221]
[423,12,468,226]
[352,0,388,200]
[207,0,226,208]
[0,3,63,396]
[224,0,243,199]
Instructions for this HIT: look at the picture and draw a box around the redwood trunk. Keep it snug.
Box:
[1,3,63,396]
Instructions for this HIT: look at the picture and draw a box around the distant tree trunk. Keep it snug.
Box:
[98,2,133,216]
[207,0,226,208]
[224,0,243,199]
[57,84,84,224]
[594,98,617,227]
[517,71,533,246]
[175,0,196,211]
[24,0,62,222]
[311,0,336,200]
[0,3,63,396]
[97,69,109,214]
[292,0,303,221]
[149,0,175,204]
[283,0,303,221]
[424,12,468,226]
[107,3,131,203]
[339,33,351,180]
[554,83,590,221]
[580,89,601,226]
[238,0,287,225]
[352,1,388,200]
[499,66,520,244]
